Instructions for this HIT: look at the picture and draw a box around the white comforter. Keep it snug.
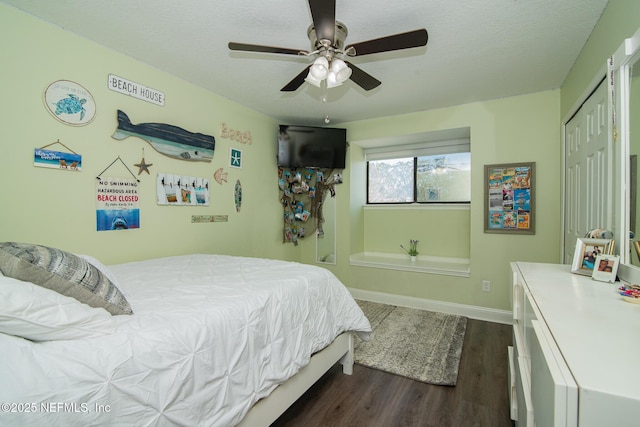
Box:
[0,254,371,426]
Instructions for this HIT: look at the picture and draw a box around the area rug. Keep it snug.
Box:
[355,300,468,386]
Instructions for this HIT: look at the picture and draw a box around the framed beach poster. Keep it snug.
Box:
[484,162,535,234]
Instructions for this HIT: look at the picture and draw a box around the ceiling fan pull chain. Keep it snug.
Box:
[322,81,330,123]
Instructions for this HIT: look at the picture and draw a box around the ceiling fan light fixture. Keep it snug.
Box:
[326,70,342,88]
[315,56,328,65]
[309,56,329,79]
[330,58,352,83]
[229,2,429,94]
[304,73,323,87]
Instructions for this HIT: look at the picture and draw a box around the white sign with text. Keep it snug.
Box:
[108,74,165,106]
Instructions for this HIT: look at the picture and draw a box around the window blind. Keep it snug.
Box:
[364,138,470,161]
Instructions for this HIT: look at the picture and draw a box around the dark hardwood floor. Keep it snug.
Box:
[272,319,514,427]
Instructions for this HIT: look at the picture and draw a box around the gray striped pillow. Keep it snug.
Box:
[0,242,132,315]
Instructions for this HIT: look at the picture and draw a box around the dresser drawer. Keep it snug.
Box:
[508,346,517,421]
[514,352,534,427]
[530,320,578,427]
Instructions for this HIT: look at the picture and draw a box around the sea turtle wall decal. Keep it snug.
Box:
[43,80,96,126]
[54,94,87,120]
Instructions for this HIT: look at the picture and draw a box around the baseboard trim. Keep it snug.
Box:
[348,288,513,325]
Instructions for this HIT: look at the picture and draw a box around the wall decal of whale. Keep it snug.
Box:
[112,110,215,162]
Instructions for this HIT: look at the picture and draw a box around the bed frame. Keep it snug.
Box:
[238,332,355,426]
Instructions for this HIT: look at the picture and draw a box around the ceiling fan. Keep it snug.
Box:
[228,0,428,92]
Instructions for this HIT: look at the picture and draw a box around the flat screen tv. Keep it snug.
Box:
[277,125,347,169]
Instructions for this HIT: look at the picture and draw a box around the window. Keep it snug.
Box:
[368,157,414,203]
[366,137,470,204]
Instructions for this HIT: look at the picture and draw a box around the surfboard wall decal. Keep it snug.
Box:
[112,110,215,162]
[234,180,242,213]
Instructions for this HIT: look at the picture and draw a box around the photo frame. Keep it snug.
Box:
[591,254,620,283]
[484,162,535,234]
[571,238,615,276]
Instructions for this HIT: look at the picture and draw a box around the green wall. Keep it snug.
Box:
[0,4,296,264]
[298,90,561,311]
[4,1,636,313]
[363,207,470,259]
[560,1,640,262]
[350,91,561,311]
[304,0,640,313]
[561,0,640,118]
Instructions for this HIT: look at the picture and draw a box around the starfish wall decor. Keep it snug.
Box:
[134,148,153,175]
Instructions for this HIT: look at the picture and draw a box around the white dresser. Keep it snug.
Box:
[509,262,640,427]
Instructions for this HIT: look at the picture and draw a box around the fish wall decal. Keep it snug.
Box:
[214,168,228,185]
[112,110,215,162]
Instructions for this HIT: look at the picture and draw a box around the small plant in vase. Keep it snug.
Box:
[401,239,419,263]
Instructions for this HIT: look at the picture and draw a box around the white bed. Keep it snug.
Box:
[0,246,371,426]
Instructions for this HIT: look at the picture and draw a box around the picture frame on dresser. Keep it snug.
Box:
[571,237,615,276]
[591,254,620,283]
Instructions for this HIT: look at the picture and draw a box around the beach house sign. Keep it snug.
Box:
[108,74,165,106]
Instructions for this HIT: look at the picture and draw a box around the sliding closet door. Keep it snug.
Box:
[564,80,610,263]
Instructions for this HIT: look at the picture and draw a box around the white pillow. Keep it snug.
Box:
[0,274,117,341]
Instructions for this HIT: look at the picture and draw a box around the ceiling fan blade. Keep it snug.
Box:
[228,42,307,56]
[281,65,312,92]
[345,61,381,91]
[308,0,336,43]
[346,29,428,56]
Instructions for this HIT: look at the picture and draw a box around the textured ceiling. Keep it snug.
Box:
[3,0,608,126]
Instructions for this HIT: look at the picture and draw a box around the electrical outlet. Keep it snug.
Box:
[482,280,491,292]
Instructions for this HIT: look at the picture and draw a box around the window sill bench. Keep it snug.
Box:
[349,252,470,278]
